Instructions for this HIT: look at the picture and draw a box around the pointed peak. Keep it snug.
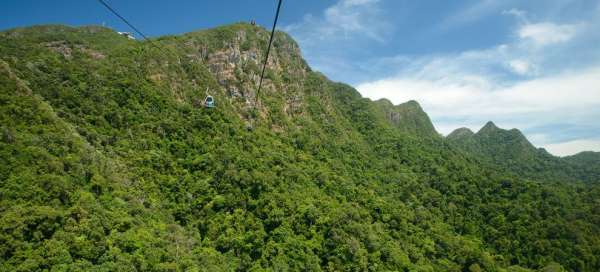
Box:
[478,121,500,134]
[483,121,497,129]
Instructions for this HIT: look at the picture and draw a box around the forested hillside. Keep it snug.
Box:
[447,122,600,183]
[1,23,599,271]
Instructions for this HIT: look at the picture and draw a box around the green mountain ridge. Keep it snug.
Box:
[373,98,438,137]
[565,151,600,162]
[1,23,600,271]
[447,122,600,183]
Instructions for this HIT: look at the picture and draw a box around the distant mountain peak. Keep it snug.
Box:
[476,122,531,145]
[375,99,437,137]
[479,121,499,133]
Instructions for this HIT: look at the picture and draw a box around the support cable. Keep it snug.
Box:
[255,0,283,104]
[97,0,173,57]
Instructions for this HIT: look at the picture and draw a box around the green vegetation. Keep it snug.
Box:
[447,122,600,183]
[1,23,599,271]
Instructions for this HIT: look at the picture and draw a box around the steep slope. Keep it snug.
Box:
[373,99,438,137]
[0,60,206,271]
[1,23,600,271]
[447,122,600,183]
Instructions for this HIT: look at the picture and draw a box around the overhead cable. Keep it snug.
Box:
[255,0,283,104]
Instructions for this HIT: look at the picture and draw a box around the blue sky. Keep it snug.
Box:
[2,0,600,156]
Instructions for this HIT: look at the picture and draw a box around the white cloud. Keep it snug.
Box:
[283,0,388,44]
[544,138,600,156]
[518,22,581,46]
[508,59,535,75]
[358,66,600,118]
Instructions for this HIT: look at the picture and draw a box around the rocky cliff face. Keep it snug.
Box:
[174,24,310,118]
[373,98,438,137]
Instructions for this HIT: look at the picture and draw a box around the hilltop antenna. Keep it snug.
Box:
[97,0,176,58]
[254,0,283,105]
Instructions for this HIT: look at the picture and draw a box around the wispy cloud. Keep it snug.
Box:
[508,59,536,75]
[440,0,511,29]
[502,8,527,22]
[282,0,392,83]
[283,0,389,45]
[517,22,581,46]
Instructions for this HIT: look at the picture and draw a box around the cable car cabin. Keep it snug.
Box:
[204,95,215,108]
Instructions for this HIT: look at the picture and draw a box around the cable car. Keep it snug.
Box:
[204,95,215,108]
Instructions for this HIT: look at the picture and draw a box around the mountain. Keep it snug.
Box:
[1,23,600,271]
[448,121,542,163]
[373,98,438,137]
[447,122,600,183]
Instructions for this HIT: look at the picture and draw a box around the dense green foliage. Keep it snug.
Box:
[1,23,599,271]
[447,122,600,183]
